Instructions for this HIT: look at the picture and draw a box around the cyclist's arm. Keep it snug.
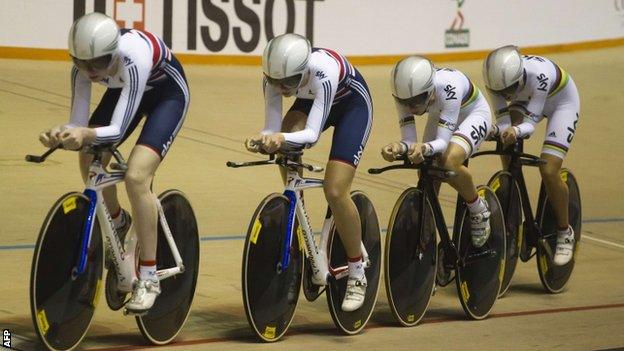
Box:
[509,91,546,138]
[424,89,461,155]
[281,72,338,148]
[394,101,417,145]
[506,70,548,138]
[486,91,512,133]
[66,66,92,128]
[261,77,283,135]
[92,58,150,145]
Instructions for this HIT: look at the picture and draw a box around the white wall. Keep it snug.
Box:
[1,0,623,55]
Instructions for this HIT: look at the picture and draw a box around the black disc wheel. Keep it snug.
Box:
[454,185,506,319]
[536,169,582,293]
[136,190,200,345]
[242,193,303,342]
[385,188,437,327]
[30,192,104,351]
[487,171,522,297]
[326,191,381,334]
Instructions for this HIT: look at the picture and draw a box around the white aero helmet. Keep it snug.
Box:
[68,12,119,61]
[482,45,524,95]
[391,56,436,109]
[262,33,311,89]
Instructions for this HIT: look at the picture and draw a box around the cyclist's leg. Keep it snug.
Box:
[439,145,476,200]
[440,104,492,246]
[130,94,188,267]
[440,108,491,201]
[539,81,579,265]
[324,162,361,258]
[326,84,372,259]
[126,58,190,311]
[539,108,579,229]
[326,76,373,311]
[540,154,568,227]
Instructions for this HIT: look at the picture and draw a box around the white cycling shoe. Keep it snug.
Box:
[470,203,491,248]
[125,279,161,314]
[553,227,575,266]
[341,275,367,312]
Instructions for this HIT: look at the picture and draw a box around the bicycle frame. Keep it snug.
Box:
[282,167,370,286]
[369,159,464,266]
[72,148,185,293]
[227,153,370,286]
[472,140,553,259]
[416,167,461,266]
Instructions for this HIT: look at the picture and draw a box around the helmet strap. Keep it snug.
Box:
[107,54,120,75]
[298,69,310,89]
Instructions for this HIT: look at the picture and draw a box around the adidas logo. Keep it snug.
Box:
[548,131,556,137]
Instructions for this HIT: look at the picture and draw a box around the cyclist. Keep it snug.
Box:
[245,33,373,312]
[482,45,579,266]
[381,56,492,247]
[38,12,190,313]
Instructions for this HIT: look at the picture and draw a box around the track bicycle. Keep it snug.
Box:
[368,156,505,325]
[26,144,199,351]
[471,138,581,294]
[227,150,381,341]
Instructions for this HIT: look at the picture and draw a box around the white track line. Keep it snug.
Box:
[583,235,624,249]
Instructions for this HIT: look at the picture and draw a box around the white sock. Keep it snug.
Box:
[557,226,572,236]
[139,264,158,282]
[348,257,365,280]
[467,197,486,214]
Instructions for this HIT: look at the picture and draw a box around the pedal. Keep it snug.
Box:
[302,259,324,302]
[363,257,372,268]
[123,308,148,316]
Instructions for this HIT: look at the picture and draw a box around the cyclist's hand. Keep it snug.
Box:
[245,134,263,153]
[59,127,91,150]
[381,141,406,162]
[39,125,65,148]
[407,143,426,164]
[261,133,285,154]
[500,126,518,146]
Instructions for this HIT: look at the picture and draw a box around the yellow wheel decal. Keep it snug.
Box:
[62,196,77,214]
[263,325,276,339]
[460,281,470,302]
[540,254,549,274]
[92,279,103,307]
[36,309,50,336]
[250,219,262,244]
[560,171,568,183]
[478,188,486,198]
[490,177,501,192]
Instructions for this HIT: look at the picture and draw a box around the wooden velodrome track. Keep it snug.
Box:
[0,46,623,350]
